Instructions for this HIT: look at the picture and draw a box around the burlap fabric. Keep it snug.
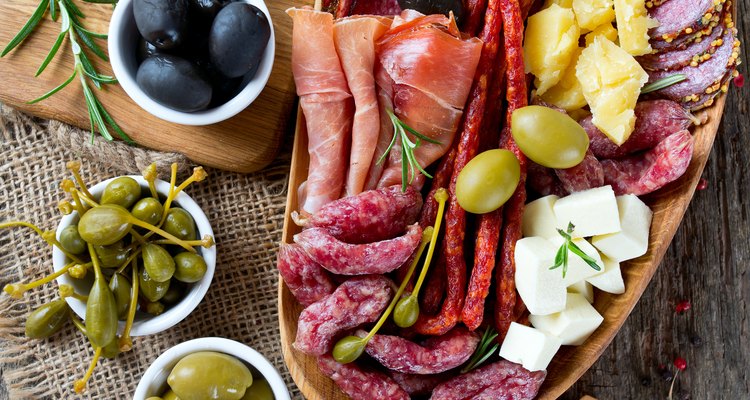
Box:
[0,103,303,399]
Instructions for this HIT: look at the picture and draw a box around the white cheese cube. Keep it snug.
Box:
[522,195,560,239]
[529,293,604,345]
[553,185,621,238]
[591,194,653,261]
[568,280,594,303]
[515,237,568,315]
[586,256,625,294]
[548,236,604,286]
[499,322,562,371]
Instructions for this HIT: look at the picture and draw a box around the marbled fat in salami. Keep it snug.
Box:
[317,355,410,400]
[277,243,335,307]
[294,276,393,355]
[430,360,546,400]
[390,371,452,396]
[639,21,725,71]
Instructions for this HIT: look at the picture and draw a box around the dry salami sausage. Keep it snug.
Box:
[601,130,694,196]
[527,161,569,197]
[648,0,726,44]
[582,100,697,159]
[390,371,452,396]
[358,326,480,374]
[463,0,489,36]
[277,243,336,307]
[421,251,447,315]
[639,21,725,71]
[296,185,422,244]
[317,355,410,400]
[294,224,422,275]
[555,149,605,193]
[430,360,547,400]
[294,276,394,355]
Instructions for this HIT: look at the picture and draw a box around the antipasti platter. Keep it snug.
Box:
[278,0,740,399]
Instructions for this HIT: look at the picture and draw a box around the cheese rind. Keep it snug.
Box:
[568,280,595,303]
[499,322,563,371]
[553,185,621,238]
[522,195,560,239]
[515,237,568,315]
[529,293,604,345]
[549,236,604,286]
[586,256,625,294]
[591,194,653,261]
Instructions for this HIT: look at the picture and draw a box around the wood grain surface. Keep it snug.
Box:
[278,5,749,400]
[0,0,297,173]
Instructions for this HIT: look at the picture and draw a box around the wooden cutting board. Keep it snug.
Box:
[0,0,308,173]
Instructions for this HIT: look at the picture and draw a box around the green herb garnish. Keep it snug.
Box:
[549,222,602,278]
[2,0,132,143]
[461,326,500,373]
[641,74,687,95]
[377,109,441,192]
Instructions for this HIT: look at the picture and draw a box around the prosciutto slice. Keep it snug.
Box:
[288,8,354,213]
[334,16,391,196]
[375,12,483,188]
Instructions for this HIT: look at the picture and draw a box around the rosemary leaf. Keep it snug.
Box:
[83,68,117,84]
[74,26,108,61]
[63,0,84,18]
[83,0,119,3]
[49,0,57,21]
[78,51,101,89]
[96,96,133,143]
[27,70,76,104]
[75,25,107,39]
[36,31,67,76]
[641,74,686,94]
[1,0,50,57]
[567,242,601,271]
[82,80,113,140]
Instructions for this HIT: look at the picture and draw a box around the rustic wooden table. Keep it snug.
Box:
[1,3,748,400]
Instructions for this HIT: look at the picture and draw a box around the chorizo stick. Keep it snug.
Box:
[420,250,447,315]
[414,0,504,336]
[494,0,529,340]
[463,0,489,36]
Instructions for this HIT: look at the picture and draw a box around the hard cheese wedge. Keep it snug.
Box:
[522,195,560,239]
[592,194,653,261]
[515,237,568,315]
[554,185,621,238]
[586,256,625,294]
[568,279,595,303]
[529,293,604,345]
[499,322,563,371]
[549,236,605,286]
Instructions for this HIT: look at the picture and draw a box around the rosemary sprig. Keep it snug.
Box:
[549,222,601,278]
[377,109,441,192]
[1,0,132,143]
[461,326,500,373]
[641,74,687,94]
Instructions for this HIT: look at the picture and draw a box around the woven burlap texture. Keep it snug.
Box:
[0,104,302,399]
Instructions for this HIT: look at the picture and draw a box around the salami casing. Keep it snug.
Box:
[317,355,410,400]
[277,243,335,306]
[430,360,546,400]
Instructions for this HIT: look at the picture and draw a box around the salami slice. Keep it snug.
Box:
[390,371,452,396]
[430,360,547,400]
[358,326,480,374]
[582,100,696,159]
[277,243,335,307]
[294,276,393,355]
[648,0,726,43]
[639,21,725,71]
[294,224,422,275]
[295,185,422,244]
[527,161,569,197]
[317,355,410,400]
[554,149,605,193]
[647,28,740,107]
[601,130,694,195]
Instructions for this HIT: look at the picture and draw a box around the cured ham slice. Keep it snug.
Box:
[375,12,483,188]
[334,16,391,196]
[288,8,354,213]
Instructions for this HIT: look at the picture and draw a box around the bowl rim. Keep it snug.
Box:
[132,337,291,400]
[107,0,276,126]
[53,175,216,337]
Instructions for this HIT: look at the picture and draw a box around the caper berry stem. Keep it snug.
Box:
[119,258,139,352]
[69,263,89,279]
[158,163,179,227]
[59,284,89,302]
[152,234,214,249]
[3,261,76,299]
[73,346,102,394]
[58,200,74,215]
[412,188,448,295]
[128,219,197,253]
[66,161,94,200]
[0,221,85,264]
[130,230,147,245]
[115,247,143,274]
[141,163,159,199]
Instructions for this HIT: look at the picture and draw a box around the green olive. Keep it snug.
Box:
[100,177,142,209]
[95,241,131,269]
[143,244,176,283]
[25,299,69,339]
[59,225,86,255]
[332,336,365,364]
[78,204,133,246]
[242,378,273,400]
[161,284,183,306]
[109,273,132,320]
[393,295,419,328]
[139,267,171,302]
[131,197,164,225]
[85,270,119,348]
[163,208,196,241]
[456,149,520,214]
[511,105,589,169]
[167,351,253,400]
[173,252,207,283]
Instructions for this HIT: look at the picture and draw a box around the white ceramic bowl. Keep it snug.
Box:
[108,0,276,125]
[53,175,216,336]
[133,337,291,399]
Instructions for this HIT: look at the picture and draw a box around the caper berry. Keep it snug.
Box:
[163,208,196,241]
[59,225,86,255]
[95,241,131,269]
[131,197,164,225]
[25,299,69,339]
[167,351,253,400]
[173,252,207,283]
[143,243,176,283]
[101,177,142,209]
[139,267,171,302]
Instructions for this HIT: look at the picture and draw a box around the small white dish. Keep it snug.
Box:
[53,175,216,336]
[133,337,291,400]
[108,0,276,125]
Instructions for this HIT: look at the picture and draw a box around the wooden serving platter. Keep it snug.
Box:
[278,91,727,398]
[0,0,300,173]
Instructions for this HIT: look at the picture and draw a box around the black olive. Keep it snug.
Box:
[133,0,189,50]
[189,0,225,21]
[397,0,464,23]
[136,38,162,64]
[209,3,270,78]
[136,54,212,112]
